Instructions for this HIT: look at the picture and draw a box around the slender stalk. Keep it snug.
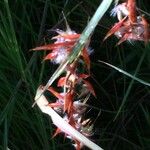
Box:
[114,48,147,120]
[98,60,150,87]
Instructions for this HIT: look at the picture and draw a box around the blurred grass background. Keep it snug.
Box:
[0,0,150,150]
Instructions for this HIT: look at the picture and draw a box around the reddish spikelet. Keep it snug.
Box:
[127,0,137,23]
[32,29,82,64]
[141,16,150,44]
[52,128,62,138]
[43,52,57,60]
[48,87,64,100]
[64,91,74,113]
[82,48,91,71]
[83,80,96,97]
[57,77,66,87]
[32,42,75,51]
[116,33,130,45]
[78,74,89,79]
[104,17,127,40]
[52,33,80,40]
[74,140,82,150]
[48,102,62,108]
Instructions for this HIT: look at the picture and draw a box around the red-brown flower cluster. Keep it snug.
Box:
[104,0,150,44]
[33,27,95,150]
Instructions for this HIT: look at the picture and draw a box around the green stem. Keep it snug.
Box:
[114,49,147,120]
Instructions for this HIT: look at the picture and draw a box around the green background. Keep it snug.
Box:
[0,0,150,149]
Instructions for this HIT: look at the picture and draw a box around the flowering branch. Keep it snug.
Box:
[104,0,150,44]
[35,86,103,150]
[36,0,113,97]
[33,0,113,149]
